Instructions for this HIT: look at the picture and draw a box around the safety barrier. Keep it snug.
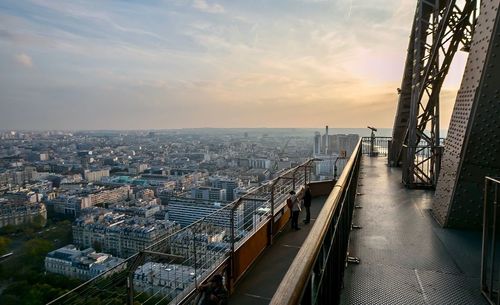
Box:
[269,139,362,305]
[481,176,500,305]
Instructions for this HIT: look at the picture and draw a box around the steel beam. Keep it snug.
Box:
[433,0,500,228]
[391,0,477,188]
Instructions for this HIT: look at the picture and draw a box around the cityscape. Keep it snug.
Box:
[1,0,499,305]
[0,127,359,304]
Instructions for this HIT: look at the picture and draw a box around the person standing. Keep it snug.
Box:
[288,190,301,230]
[303,185,312,224]
[197,274,228,305]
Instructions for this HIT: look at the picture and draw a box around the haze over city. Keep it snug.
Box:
[0,0,467,130]
[0,0,499,304]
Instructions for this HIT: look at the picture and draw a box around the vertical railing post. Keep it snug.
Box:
[230,199,239,282]
[304,164,308,187]
[370,132,375,156]
[481,178,489,297]
[270,182,276,245]
[126,269,135,305]
[126,252,145,305]
[481,177,500,304]
[193,223,198,288]
[488,182,497,301]
[496,183,499,305]
[309,162,312,184]
[303,278,312,305]
[127,273,134,305]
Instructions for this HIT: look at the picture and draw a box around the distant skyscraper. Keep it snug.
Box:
[190,187,226,202]
[332,134,359,157]
[325,125,329,155]
[210,177,239,202]
[313,132,321,156]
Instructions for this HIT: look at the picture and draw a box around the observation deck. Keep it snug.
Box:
[339,156,487,305]
[229,195,328,305]
[47,139,498,305]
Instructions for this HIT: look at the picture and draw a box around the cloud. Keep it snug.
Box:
[0,0,464,129]
[192,0,224,14]
[30,0,163,39]
[15,53,33,67]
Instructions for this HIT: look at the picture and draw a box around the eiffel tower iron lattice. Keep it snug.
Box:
[390,0,477,188]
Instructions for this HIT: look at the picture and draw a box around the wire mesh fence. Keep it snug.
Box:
[48,159,315,305]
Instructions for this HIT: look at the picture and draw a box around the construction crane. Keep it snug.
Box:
[273,137,291,171]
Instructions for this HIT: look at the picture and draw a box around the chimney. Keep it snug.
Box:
[325,125,329,155]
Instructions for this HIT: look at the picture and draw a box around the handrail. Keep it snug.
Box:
[485,176,500,184]
[269,139,362,305]
[481,176,500,305]
[46,158,316,305]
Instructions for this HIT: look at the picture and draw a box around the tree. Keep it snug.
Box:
[0,236,11,254]
[22,238,54,272]
[23,238,53,258]
[31,215,46,229]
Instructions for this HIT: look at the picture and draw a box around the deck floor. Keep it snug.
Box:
[340,156,488,305]
[229,196,327,305]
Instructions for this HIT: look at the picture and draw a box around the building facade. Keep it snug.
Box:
[72,212,180,258]
[83,169,110,182]
[167,197,243,228]
[45,245,125,280]
[49,195,92,217]
[133,262,196,300]
[0,198,47,228]
[190,187,226,202]
[88,185,131,206]
[210,177,239,202]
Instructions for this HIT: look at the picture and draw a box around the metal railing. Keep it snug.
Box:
[481,176,500,305]
[361,136,391,156]
[399,137,445,188]
[47,159,315,305]
[269,139,362,305]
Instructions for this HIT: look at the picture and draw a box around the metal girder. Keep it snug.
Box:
[433,0,500,229]
[390,0,477,188]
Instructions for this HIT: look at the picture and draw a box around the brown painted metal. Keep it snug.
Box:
[232,219,269,283]
[269,140,362,305]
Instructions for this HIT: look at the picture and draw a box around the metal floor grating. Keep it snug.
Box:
[342,264,427,305]
[340,156,489,305]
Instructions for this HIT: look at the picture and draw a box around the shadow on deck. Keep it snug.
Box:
[229,196,328,305]
[340,156,488,305]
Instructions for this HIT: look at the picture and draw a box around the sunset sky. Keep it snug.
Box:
[0,0,467,130]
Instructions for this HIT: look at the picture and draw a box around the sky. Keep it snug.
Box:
[0,0,467,130]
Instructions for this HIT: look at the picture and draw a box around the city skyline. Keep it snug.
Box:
[0,0,467,130]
